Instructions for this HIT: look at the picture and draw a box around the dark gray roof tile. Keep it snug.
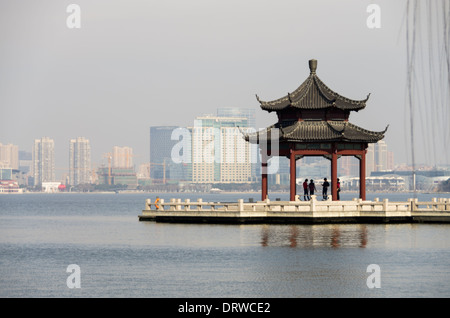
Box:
[256,60,370,112]
[245,120,388,144]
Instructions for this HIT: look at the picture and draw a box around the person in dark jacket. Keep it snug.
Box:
[337,178,341,200]
[322,178,330,200]
[303,179,309,200]
[309,179,317,196]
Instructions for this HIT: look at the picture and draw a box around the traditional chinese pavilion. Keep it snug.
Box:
[246,59,388,201]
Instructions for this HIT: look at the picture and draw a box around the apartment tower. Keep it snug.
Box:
[32,137,55,185]
[69,137,91,185]
[0,143,19,170]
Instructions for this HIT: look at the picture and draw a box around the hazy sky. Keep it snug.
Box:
[0,0,448,173]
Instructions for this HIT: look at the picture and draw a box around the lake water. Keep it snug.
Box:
[1,192,450,298]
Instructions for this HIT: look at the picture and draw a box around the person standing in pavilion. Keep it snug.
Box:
[309,179,317,197]
[322,178,330,200]
[337,178,341,200]
[303,179,309,200]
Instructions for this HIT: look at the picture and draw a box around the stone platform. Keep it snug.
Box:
[138,196,450,224]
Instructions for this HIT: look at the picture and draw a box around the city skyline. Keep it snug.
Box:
[1,128,447,192]
[0,102,442,185]
[0,126,411,183]
[1,1,449,173]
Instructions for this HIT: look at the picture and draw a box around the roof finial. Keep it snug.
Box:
[309,59,317,74]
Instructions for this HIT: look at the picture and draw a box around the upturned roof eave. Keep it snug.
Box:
[256,60,370,112]
[243,121,387,144]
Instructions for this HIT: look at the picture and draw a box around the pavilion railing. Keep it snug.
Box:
[144,196,450,213]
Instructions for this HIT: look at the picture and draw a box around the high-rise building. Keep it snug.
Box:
[189,115,253,183]
[32,137,55,185]
[19,150,32,174]
[217,108,258,180]
[0,143,19,170]
[150,126,178,164]
[387,151,394,171]
[366,143,376,177]
[217,107,256,129]
[338,156,359,177]
[366,140,394,176]
[97,145,137,188]
[375,140,388,171]
[69,137,91,185]
[112,146,133,168]
[149,126,188,181]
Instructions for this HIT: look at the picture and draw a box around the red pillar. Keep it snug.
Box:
[261,153,268,201]
[360,151,366,200]
[331,148,338,201]
[290,150,296,201]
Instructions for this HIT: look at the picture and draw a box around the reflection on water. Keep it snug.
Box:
[260,224,368,248]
